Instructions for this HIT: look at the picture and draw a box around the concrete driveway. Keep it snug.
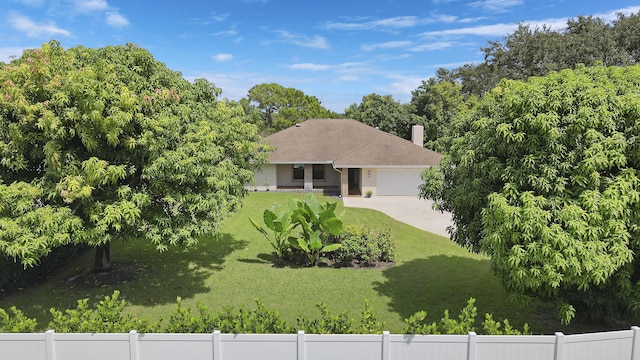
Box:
[342,196,453,238]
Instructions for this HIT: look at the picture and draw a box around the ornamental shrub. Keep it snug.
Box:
[0,291,529,335]
[333,225,395,266]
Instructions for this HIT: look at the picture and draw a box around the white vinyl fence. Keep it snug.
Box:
[1,327,639,360]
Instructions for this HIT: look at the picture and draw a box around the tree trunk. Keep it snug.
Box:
[94,243,112,273]
[266,110,273,128]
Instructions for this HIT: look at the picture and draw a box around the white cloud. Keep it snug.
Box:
[380,74,424,103]
[11,0,44,6]
[322,14,469,31]
[431,14,459,23]
[361,41,413,51]
[73,0,108,13]
[9,12,71,38]
[372,53,413,61]
[212,53,233,62]
[338,75,360,82]
[213,30,243,43]
[420,23,520,37]
[185,70,363,113]
[184,71,290,102]
[417,6,640,41]
[188,18,211,26]
[288,63,332,71]
[0,47,31,63]
[68,1,132,29]
[410,42,457,51]
[105,11,129,28]
[429,60,483,69]
[468,0,523,13]
[211,13,229,22]
[593,6,640,22]
[214,30,238,37]
[286,62,371,72]
[323,16,420,31]
[374,16,423,28]
[459,17,487,23]
[273,30,330,50]
[281,61,374,91]
[526,17,575,31]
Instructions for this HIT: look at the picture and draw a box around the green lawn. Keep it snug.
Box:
[0,192,541,332]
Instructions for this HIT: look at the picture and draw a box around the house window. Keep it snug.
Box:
[293,164,304,181]
[313,164,325,181]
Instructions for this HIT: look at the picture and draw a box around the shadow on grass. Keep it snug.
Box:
[239,253,311,269]
[115,232,248,306]
[0,232,247,326]
[373,255,524,326]
[237,256,271,265]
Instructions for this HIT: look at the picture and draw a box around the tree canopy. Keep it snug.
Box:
[420,65,640,323]
[246,83,337,132]
[404,12,640,158]
[345,93,420,140]
[410,79,477,152]
[0,41,269,271]
[435,12,640,99]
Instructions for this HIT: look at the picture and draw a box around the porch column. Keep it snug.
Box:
[304,164,313,191]
[341,168,349,197]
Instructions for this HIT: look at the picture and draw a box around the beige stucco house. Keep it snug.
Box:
[252,119,442,197]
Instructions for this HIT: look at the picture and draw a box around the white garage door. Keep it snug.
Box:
[376,168,424,196]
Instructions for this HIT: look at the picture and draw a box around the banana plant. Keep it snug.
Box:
[289,194,343,266]
[249,203,297,266]
[290,229,341,266]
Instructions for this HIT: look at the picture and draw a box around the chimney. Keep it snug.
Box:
[411,125,424,147]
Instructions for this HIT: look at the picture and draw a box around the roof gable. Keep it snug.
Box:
[265,119,442,167]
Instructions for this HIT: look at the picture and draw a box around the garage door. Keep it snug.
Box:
[376,168,424,196]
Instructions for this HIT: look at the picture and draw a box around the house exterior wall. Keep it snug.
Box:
[251,165,277,191]
[275,164,340,189]
[261,164,426,195]
[321,166,341,187]
[276,164,297,187]
[304,164,313,190]
[361,168,377,197]
[341,168,348,197]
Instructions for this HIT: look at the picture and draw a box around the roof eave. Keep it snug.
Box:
[266,161,335,165]
[331,164,437,169]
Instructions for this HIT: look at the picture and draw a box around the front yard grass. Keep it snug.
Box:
[0,192,539,332]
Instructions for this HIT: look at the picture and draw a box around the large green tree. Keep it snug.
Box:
[246,83,336,131]
[613,12,640,63]
[482,23,566,82]
[0,41,269,272]
[438,12,640,99]
[410,78,477,152]
[345,93,421,140]
[421,65,640,323]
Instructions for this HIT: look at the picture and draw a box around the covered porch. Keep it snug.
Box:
[252,164,378,197]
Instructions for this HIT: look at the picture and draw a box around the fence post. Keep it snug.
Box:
[129,330,139,360]
[554,332,564,360]
[467,332,477,360]
[632,326,640,360]
[382,331,390,360]
[297,331,305,360]
[45,330,56,360]
[212,330,221,360]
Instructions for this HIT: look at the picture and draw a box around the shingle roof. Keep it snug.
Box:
[264,119,442,167]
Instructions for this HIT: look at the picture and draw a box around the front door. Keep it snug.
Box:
[348,168,361,195]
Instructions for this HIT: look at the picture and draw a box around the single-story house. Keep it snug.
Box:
[252,119,442,197]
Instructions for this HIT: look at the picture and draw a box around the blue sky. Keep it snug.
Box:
[2,1,639,112]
